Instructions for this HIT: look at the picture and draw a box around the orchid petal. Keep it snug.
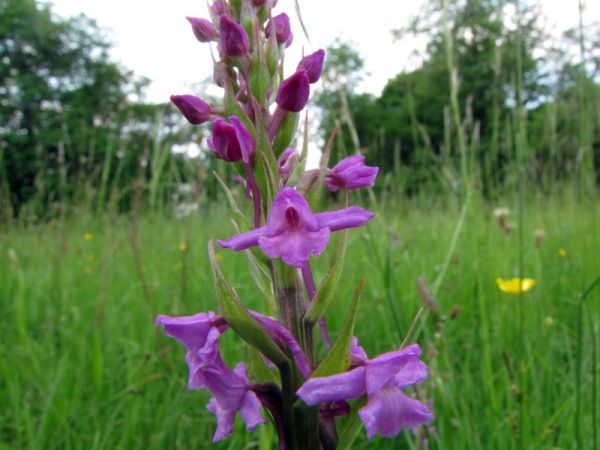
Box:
[296,367,366,405]
[217,226,268,251]
[359,386,432,439]
[259,227,329,268]
[365,343,425,394]
[315,207,374,232]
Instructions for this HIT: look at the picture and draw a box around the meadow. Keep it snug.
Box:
[1,187,598,449]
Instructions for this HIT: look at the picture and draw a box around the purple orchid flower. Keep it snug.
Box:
[296,342,433,439]
[170,95,212,125]
[191,336,265,441]
[217,187,374,268]
[156,312,264,441]
[326,155,379,192]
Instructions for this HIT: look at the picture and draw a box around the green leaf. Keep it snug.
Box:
[208,240,288,368]
[304,230,348,324]
[272,112,299,157]
[247,347,279,385]
[248,20,270,103]
[311,278,365,378]
[336,396,367,450]
[244,248,277,313]
[212,170,249,228]
[306,126,338,207]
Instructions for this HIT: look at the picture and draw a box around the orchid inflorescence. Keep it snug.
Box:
[156,1,432,448]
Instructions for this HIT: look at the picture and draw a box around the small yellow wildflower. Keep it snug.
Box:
[179,243,188,251]
[559,248,568,257]
[215,252,222,261]
[544,316,555,327]
[83,232,93,241]
[496,277,536,294]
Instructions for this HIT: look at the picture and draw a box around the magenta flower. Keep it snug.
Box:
[170,95,212,125]
[219,15,249,57]
[156,312,264,441]
[325,155,379,192]
[266,13,293,47]
[186,17,218,42]
[218,188,374,268]
[155,311,227,387]
[208,116,254,163]
[276,71,310,113]
[297,342,432,439]
[190,337,264,441]
[297,49,325,83]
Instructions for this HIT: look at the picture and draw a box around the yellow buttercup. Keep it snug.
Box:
[496,277,536,294]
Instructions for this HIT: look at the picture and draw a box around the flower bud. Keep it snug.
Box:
[219,15,249,57]
[297,168,320,195]
[278,148,299,184]
[208,117,254,163]
[210,0,225,16]
[325,155,379,192]
[276,71,310,112]
[297,49,325,83]
[186,17,218,42]
[278,147,299,175]
[265,13,292,47]
[170,95,212,125]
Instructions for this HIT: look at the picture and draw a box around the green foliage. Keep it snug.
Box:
[0,0,198,219]
[315,0,600,197]
[1,191,599,448]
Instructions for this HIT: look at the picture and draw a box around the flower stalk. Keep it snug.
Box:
[156,1,432,447]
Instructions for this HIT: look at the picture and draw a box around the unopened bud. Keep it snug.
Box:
[186,17,218,42]
[208,117,254,163]
[297,49,325,83]
[170,95,212,124]
[266,13,292,47]
[276,71,310,112]
[219,15,249,57]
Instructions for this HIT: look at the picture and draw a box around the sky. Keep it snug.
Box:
[46,0,600,104]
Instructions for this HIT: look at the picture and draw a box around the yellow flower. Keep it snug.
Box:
[83,232,93,241]
[215,252,222,261]
[558,248,568,257]
[496,277,536,294]
[179,243,188,251]
[544,316,555,327]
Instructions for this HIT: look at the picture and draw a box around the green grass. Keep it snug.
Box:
[1,190,599,449]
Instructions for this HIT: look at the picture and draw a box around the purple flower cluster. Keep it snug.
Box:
[159,0,432,447]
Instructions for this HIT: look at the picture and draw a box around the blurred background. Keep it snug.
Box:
[1,0,599,449]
